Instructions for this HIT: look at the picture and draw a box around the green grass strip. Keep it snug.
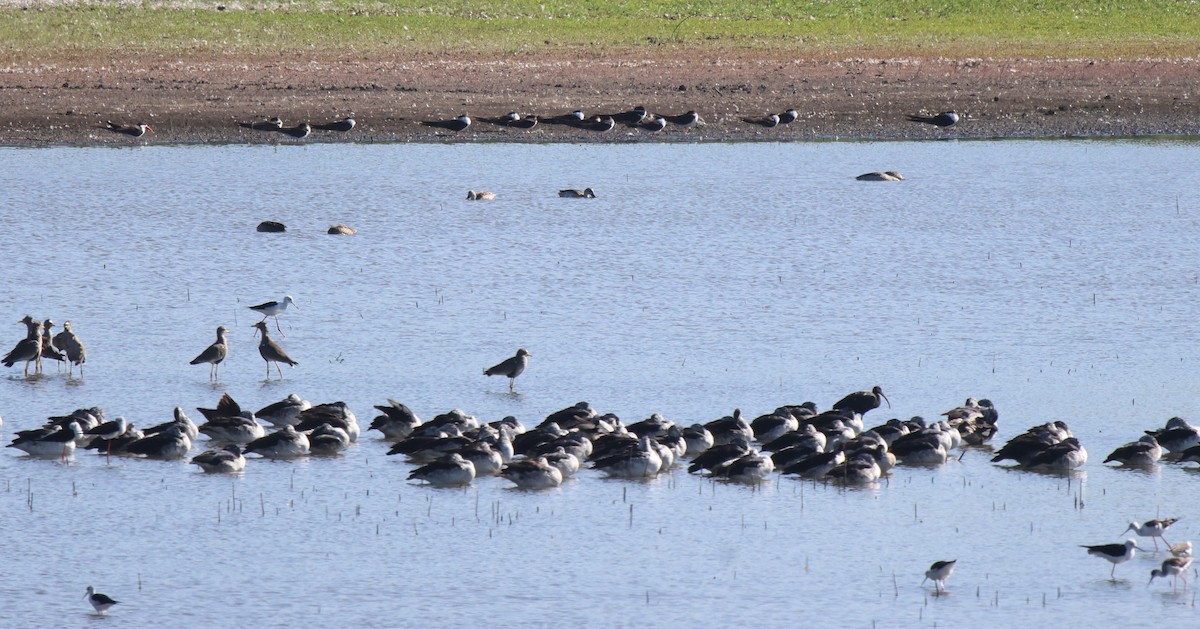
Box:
[2,2,1198,57]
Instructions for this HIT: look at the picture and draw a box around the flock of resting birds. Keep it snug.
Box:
[100,107,960,140]
[6,370,1198,606]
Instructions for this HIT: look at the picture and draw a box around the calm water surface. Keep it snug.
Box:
[2,140,1200,627]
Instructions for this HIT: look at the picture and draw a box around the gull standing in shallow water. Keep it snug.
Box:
[252,321,298,380]
[190,326,229,381]
[85,586,118,614]
[249,295,297,335]
[484,348,530,392]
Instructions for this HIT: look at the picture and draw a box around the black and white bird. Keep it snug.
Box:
[421,114,471,132]
[103,121,153,137]
[1124,518,1180,551]
[500,456,564,489]
[243,425,309,458]
[191,444,247,473]
[190,326,229,381]
[484,348,530,392]
[1145,417,1200,453]
[256,393,312,428]
[1082,539,1139,580]
[605,105,649,126]
[558,187,596,198]
[249,295,296,335]
[85,586,118,614]
[856,171,905,181]
[638,115,667,133]
[278,123,311,139]
[369,400,422,440]
[579,115,616,132]
[923,560,957,593]
[543,110,585,126]
[126,424,192,459]
[1104,435,1162,466]
[778,109,799,124]
[907,111,959,127]
[312,117,356,132]
[663,110,701,129]
[239,116,284,131]
[409,453,476,487]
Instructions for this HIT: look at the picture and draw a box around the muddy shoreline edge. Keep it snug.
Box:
[2,53,1198,145]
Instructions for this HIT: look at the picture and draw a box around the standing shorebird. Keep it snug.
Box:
[40,319,65,368]
[249,295,296,335]
[1124,518,1180,551]
[3,316,43,376]
[923,560,957,594]
[85,585,118,614]
[190,326,229,381]
[421,114,471,132]
[833,386,891,417]
[1150,556,1193,592]
[53,320,87,376]
[484,348,530,392]
[1083,539,1139,581]
[252,321,298,380]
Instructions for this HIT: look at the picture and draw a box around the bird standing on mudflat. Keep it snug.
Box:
[422,114,471,132]
[253,321,298,380]
[103,122,153,137]
[484,348,530,392]
[312,117,356,132]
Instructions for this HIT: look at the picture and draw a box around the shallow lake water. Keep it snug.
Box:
[1,139,1200,627]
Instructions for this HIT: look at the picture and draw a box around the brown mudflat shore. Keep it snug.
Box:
[2,51,1198,145]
